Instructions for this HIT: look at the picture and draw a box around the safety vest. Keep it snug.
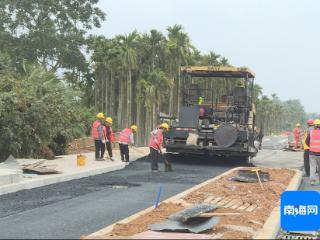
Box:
[310,129,320,153]
[92,120,101,139]
[119,128,132,144]
[149,129,163,150]
[109,126,115,143]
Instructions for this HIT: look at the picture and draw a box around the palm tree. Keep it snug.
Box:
[166,25,193,117]
[116,31,139,127]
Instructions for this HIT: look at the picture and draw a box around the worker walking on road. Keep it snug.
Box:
[293,123,301,149]
[104,117,116,161]
[305,119,320,186]
[303,119,314,176]
[91,112,106,161]
[118,125,137,164]
[149,123,170,172]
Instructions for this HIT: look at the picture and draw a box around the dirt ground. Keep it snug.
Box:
[103,168,295,239]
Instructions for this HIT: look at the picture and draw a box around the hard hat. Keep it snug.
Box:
[313,119,320,126]
[160,123,169,130]
[106,117,113,124]
[296,123,301,127]
[96,112,105,119]
[130,125,138,132]
[307,119,314,125]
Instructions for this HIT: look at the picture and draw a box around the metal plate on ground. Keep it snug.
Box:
[168,203,219,222]
[149,217,220,234]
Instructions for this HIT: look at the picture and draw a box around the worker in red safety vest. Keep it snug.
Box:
[149,123,170,172]
[91,112,106,161]
[293,123,301,149]
[104,117,116,161]
[118,125,137,164]
[305,119,320,186]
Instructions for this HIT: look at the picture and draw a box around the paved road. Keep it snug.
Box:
[0,155,250,239]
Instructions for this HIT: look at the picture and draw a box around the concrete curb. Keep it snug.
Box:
[0,162,125,196]
[253,169,303,239]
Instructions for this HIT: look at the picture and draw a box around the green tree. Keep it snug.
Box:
[0,0,105,72]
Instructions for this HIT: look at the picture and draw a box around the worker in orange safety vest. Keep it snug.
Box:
[293,123,301,149]
[303,119,314,176]
[118,125,137,164]
[91,112,106,161]
[149,123,170,172]
[305,119,320,186]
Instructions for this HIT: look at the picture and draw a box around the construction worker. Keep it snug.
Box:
[293,123,301,149]
[303,119,314,176]
[104,117,116,161]
[305,119,320,186]
[118,125,137,164]
[91,112,106,161]
[149,123,170,172]
[198,96,204,105]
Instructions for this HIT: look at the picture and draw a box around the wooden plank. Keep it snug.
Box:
[200,212,241,217]
[237,203,251,211]
[203,196,215,203]
[210,197,223,204]
[224,199,240,208]
[246,204,258,212]
[217,198,232,207]
[230,201,244,209]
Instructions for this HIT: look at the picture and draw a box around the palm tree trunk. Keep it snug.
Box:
[117,75,123,130]
[109,68,114,116]
[127,67,132,125]
[177,64,181,118]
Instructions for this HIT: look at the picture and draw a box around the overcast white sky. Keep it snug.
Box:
[93,0,319,113]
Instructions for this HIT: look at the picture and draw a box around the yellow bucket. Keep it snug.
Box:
[77,154,86,166]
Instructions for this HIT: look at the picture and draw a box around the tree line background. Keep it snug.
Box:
[0,0,313,160]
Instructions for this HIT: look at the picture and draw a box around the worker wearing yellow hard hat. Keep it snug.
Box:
[103,117,115,161]
[92,113,107,161]
[118,124,138,165]
[149,122,171,172]
[130,125,138,133]
[305,119,320,185]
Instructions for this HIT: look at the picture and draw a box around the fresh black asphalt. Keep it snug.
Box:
[0,155,247,239]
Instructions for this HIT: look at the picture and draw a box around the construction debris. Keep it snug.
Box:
[149,216,220,234]
[168,203,219,222]
[22,161,60,175]
[0,155,23,174]
[230,169,270,183]
[150,203,220,234]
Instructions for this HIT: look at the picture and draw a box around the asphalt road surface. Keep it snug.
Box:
[0,155,251,239]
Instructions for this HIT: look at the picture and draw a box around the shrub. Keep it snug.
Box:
[0,65,89,161]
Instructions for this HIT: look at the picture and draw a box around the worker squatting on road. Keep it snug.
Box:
[303,119,314,177]
[293,123,302,149]
[118,125,137,164]
[305,119,320,186]
[91,112,107,161]
[148,123,172,172]
[104,117,115,161]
